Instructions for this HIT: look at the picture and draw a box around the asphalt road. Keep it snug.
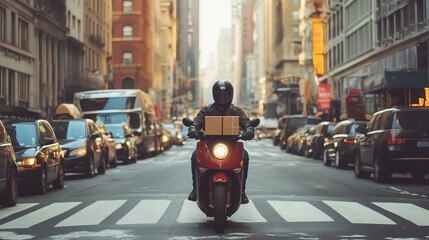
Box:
[1,139,429,240]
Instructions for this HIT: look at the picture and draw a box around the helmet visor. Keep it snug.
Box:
[214,90,232,104]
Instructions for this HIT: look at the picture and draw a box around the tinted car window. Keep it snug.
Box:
[327,124,336,134]
[52,121,86,140]
[42,122,56,140]
[332,125,341,135]
[380,111,393,130]
[372,114,383,131]
[7,123,37,147]
[106,125,124,138]
[307,118,323,125]
[393,111,429,130]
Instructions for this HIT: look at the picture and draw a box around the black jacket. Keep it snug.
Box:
[190,103,253,132]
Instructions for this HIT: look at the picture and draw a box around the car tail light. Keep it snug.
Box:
[388,129,405,145]
[343,139,355,144]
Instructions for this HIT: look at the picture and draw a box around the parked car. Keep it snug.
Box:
[163,122,184,146]
[279,115,323,150]
[51,118,105,177]
[323,119,367,168]
[105,123,137,164]
[311,121,337,159]
[97,123,118,168]
[300,125,317,157]
[355,106,429,182]
[3,119,65,194]
[286,125,316,154]
[0,120,18,207]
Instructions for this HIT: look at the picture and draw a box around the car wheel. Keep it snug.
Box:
[312,147,319,160]
[354,152,370,178]
[85,156,95,178]
[335,151,345,169]
[110,154,118,168]
[373,154,390,183]
[37,168,48,195]
[0,169,18,207]
[411,170,426,182]
[323,149,331,166]
[98,155,106,174]
[53,163,65,189]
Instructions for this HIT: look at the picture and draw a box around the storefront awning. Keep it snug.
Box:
[363,69,429,93]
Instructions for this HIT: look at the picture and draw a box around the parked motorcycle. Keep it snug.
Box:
[183,117,260,233]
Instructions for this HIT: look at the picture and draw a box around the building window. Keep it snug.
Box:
[0,67,6,101]
[0,7,6,42]
[18,19,29,51]
[123,26,133,39]
[18,72,29,104]
[123,52,133,65]
[123,0,133,12]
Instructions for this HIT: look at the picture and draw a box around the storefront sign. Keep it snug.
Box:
[317,83,331,110]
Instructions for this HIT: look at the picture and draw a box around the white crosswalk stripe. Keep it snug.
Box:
[0,202,81,229]
[1,199,429,229]
[55,200,126,227]
[117,200,171,225]
[373,202,429,226]
[269,201,334,222]
[324,201,396,225]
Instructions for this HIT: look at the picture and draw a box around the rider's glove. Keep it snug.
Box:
[242,128,254,140]
[187,126,199,138]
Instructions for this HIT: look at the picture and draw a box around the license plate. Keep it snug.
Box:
[417,141,429,147]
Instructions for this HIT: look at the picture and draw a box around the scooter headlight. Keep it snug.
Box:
[213,143,228,160]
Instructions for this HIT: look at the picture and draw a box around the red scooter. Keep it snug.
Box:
[183,117,260,233]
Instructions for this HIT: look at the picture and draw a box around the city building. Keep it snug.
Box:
[321,0,429,120]
[153,0,177,121]
[34,0,68,117]
[176,0,199,112]
[0,0,38,115]
[64,0,85,102]
[84,0,112,91]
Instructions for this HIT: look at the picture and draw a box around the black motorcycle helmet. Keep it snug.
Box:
[212,80,234,108]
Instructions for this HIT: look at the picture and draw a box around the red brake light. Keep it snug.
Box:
[388,130,405,145]
[343,139,355,144]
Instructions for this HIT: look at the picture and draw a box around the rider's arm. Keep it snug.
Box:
[191,107,208,131]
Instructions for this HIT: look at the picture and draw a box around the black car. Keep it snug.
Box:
[51,119,105,178]
[3,119,65,194]
[105,123,137,164]
[311,121,337,159]
[323,119,367,168]
[97,123,118,168]
[0,120,18,207]
[355,106,429,182]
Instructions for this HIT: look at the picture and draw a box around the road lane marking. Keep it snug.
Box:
[0,203,38,221]
[177,200,208,223]
[324,201,396,225]
[0,202,80,229]
[55,200,126,227]
[268,201,334,222]
[116,200,171,224]
[373,202,429,226]
[229,200,266,222]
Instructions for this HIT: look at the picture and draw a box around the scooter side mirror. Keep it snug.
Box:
[182,118,193,127]
[249,118,260,128]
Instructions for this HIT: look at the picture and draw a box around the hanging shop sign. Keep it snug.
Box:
[317,83,331,110]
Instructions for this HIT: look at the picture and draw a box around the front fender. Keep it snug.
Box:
[212,172,228,183]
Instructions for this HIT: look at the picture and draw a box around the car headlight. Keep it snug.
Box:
[69,146,87,157]
[115,143,123,149]
[213,143,228,160]
[162,135,168,143]
[20,158,37,167]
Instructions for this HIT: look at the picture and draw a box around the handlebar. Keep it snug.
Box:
[185,131,257,141]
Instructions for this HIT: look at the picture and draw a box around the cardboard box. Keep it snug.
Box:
[222,116,239,135]
[205,116,223,135]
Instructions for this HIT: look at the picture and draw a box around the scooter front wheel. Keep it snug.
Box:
[213,183,227,233]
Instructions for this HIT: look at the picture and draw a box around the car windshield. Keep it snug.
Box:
[51,121,87,140]
[6,123,37,148]
[393,111,429,130]
[105,125,125,138]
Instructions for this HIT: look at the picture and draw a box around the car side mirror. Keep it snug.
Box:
[249,118,260,128]
[90,133,100,140]
[182,118,193,127]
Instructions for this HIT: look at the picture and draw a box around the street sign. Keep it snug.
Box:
[317,83,331,110]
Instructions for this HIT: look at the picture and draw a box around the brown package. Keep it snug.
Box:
[204,116,223,135]
[222,116,239,135]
